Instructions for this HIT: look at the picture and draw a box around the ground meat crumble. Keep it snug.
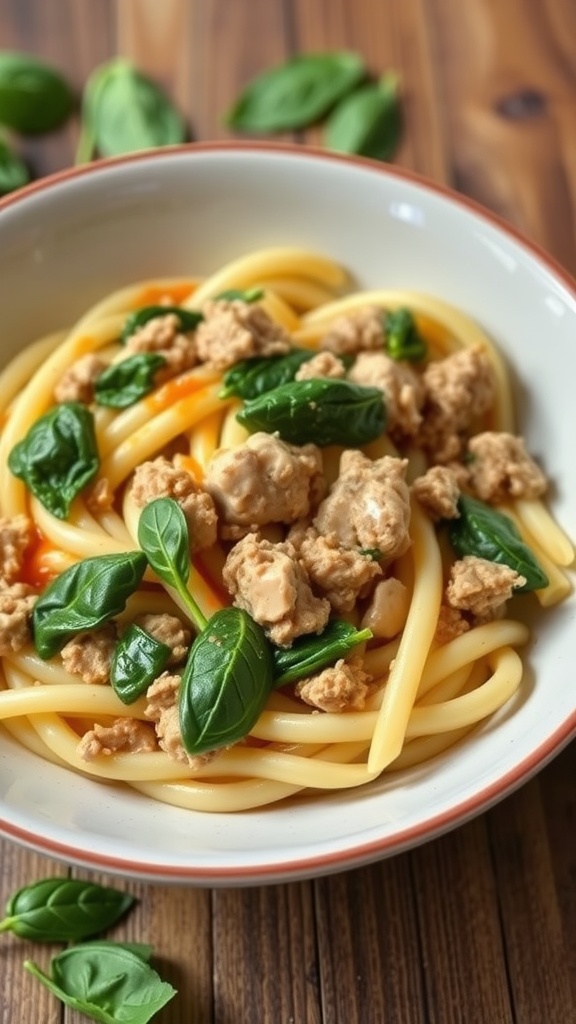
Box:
[314,451,411,562]
[466,431,548,503]
[145,672,216,769]
[0,580,37,656]
[295,658,373,712]
[446,555,526,619]
[195,298,291,371]
[78,718,157,761]
[223,533,330,647]
[131,456,218,551]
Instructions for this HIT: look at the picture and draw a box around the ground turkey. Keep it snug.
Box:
[131,456,217,551]
[125,312,198,377]
[319,306,385,355]
[418,346,496,462]
[78,718,157,761]
[133,612,191,664]
[294,351,346,381]
[466,431,548,503]
[0,580,37,656]
[60,624,117,684]
[348,351,425,439]
[313,450,411,562]
[0,514,33,582]
[145,672,216,769]
[446,555,526,619]
[295,658,373,712]
[195,298,291,371]
[412,465,461,520]
[54,353,107,404]
[205,432,325,532]
[288,522,382,613]
[223,533,330,647]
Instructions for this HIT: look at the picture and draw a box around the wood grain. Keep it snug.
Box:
[0,1,575,1022]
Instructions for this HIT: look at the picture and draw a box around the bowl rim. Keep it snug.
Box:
[0,140,575,884]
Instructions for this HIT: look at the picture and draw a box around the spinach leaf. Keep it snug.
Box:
[324,72,401,161]
[0,878,134,942]
[226,51,366,132]
[137,497,207,631]
[121,305,203,343]
[385,308,427,361]
[94,354,166,408]
[215,287,264,302]
[76,58,187,163]
[236,378,386,446]
[273,621,372,687]
[111,624,171,704]
[0,133,29,194]
[220,348,317,400]
[25,942,176,1024]
[8,402,100,519]
[180,607,274,755]
[448,495,549,592]
[32,551,148,659]
[0,51,74,134]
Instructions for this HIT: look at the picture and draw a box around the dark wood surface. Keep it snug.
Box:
[1,2,575,1022]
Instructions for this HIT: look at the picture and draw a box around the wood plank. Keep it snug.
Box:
[488,774,576,1023]
[538,743,576,1008]
[409,818,514,1024]
[60,870,213,1024]
[212,882,323,1022]
[428,0,576,270]
[314,858,426,1024]
[292,0,450,183]
[0,841,65,1024]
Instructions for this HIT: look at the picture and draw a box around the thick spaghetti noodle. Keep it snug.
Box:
[0,248,572,812]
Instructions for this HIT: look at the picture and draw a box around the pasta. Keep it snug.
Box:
[0,247,573,814]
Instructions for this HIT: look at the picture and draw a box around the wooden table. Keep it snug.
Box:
[1,2,576,1021]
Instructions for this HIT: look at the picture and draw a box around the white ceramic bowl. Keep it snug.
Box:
[0,143,575,885]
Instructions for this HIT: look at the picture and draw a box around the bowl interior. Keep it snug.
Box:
[0,145,575,884]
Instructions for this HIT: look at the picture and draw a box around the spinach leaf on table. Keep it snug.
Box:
[25,941,176,1024]
[0,51,74,134]
[0,878,134,942]
[76,57,187,162]
[324,72,402,161]
[226,51,367,132]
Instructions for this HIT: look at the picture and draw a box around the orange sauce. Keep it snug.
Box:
[19,530,61,590]
[131,282,197,308]
[143,375,215,414]
[174,452,204,483]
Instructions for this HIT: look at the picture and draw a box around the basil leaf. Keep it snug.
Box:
[0,878,134,942]
[111,624,171,704]
[121,305,203,343]
[0,51,74,134]
[325,72,401,161]
[137,497,206,631]
[32,551,148,659]
[8,402,99,519]
[273,621,372,687]
[448,495,549,592]
[25,943,176,1024]
[0,133,29,194]
[385,307,427,361]
[215,287,264,303]
[180,607,274,755]
[236,378,386,447]
[226,51,366,132]
[94,354,166,409]
[77,57,187,163]
[220,348,317,399]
